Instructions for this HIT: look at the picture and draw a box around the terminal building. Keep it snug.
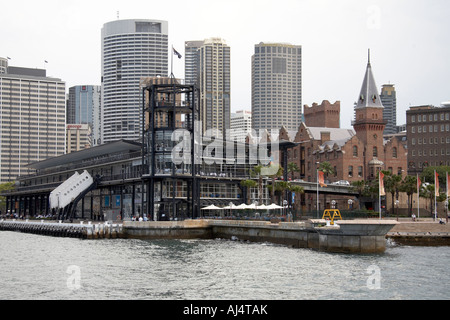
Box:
[3,81,270,221]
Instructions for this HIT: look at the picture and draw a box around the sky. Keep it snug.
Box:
[2,0,449,128]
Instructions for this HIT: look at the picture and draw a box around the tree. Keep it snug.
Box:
[240,179,258,204]
[287,162,300,181]
[318,161,334,178]
[289,184,304,213]
[400,175,417,216]
[419,183,435,217]
[0,182,14,214]
[350,180,366,210]
[267,164,284,204]
[383,171,402,216]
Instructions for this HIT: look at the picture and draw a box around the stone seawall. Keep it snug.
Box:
[123,219,399,253]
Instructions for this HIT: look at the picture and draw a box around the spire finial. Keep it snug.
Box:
[368,49,371,65]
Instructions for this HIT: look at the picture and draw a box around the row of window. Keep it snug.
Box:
[411,113,450,122]
[411,137,450,145]
[410,149,450,156]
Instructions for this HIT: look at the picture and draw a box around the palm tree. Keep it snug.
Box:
[400,175,417,216]
[289,184,304,214]
[350,180,366,210]
[268,164,283,204]
[287,162,300,181]
[318,161,334,180]
[240,179,257,205]
[419,183,435,217]
[250,165,264,205]
[384,171,402,216]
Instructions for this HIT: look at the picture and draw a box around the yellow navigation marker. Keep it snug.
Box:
[322,209,342,225]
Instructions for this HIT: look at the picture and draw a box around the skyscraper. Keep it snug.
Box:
[101,19,168,143]
[0,59,66,182]
[380,84,397,135]
[251,42,302,133]
[197,38,231,136]
[184,40,204,86]
[67,85,101,146]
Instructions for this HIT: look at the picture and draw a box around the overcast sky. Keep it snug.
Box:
[2,0,449,128]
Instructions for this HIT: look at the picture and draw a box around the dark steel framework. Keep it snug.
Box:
[142,80,201,220]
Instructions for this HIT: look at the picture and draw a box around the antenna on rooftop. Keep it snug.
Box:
[117,11,120,20]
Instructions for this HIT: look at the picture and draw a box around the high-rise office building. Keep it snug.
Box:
[67,85,101,146]
[184,40,204,86]
[101,19,168,143]
[197,38,231,136]
[0,59,66,182]
[380,84,397,135]
[251,42,302,133]
[230,110,252,142]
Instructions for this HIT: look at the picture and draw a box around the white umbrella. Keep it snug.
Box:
[201,204,222,210]
[235,203,248,209]
[246,203,257,209]
[223,203,235,209]
[256,204,268,210]
[266,203,283,209]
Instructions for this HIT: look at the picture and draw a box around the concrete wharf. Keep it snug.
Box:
[3,218,449,252]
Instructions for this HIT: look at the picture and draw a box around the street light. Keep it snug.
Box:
[395,200,399,221]
[331,200,336,209]
[348,199,353,210]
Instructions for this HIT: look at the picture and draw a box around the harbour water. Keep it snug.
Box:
[0,231,449,300]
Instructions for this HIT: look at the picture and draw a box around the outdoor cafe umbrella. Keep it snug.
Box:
[201,204,222,210]
[266,203,283,209]
[234,203,249,209]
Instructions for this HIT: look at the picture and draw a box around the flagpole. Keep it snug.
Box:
[417,174,420,221]
[379,170,382,220]
[171,45,174,78]
[316,168,319,219]
[447,172,449,223]
[434,170,437,221]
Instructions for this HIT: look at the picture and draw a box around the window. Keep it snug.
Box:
[353,146,358,157]
[373,146,378,157]
[348,166,353,177]
[358,166,363,177]
[392,147,397,158]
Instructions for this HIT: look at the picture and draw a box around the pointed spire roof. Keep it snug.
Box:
[355,50,384,109]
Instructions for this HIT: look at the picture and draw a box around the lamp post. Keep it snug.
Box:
[395,200,399,221]
[348,199,353,210]
[445,200,448,224]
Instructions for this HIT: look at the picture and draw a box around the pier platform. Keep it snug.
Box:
[122,219,399,253]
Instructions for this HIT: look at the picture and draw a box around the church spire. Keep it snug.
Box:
[355,49,383,109]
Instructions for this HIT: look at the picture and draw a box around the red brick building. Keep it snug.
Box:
[282,56,408,211]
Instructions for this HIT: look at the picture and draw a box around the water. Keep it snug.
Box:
[0,231,449,300]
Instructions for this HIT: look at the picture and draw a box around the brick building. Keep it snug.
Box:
[406,104,450,176]
[282,56,408,211]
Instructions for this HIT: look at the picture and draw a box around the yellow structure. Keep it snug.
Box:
[322,209,342,225]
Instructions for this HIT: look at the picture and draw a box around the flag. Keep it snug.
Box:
[173,47,182,59]
[379,172,385,196]
[417,175,421,192]
[435,171,439,197]
[447,172,450,198]
[318,171,327,187]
